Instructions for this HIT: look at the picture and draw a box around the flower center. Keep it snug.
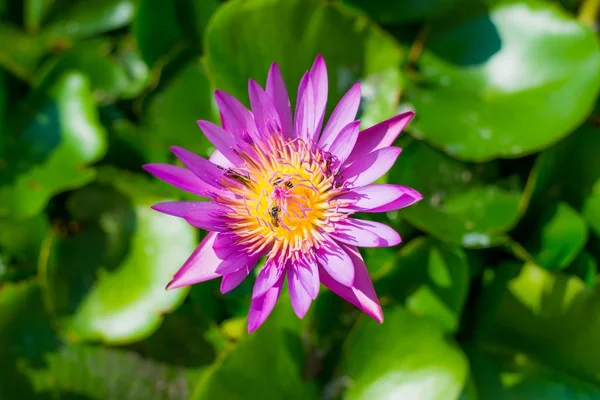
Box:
[216,134,347,259]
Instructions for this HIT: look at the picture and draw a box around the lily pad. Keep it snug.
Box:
[0,279,195,400]
[0,22,50,80]
[390,141,522,248]
[408,1,600,161]
[374,237,470,333]
[476,262,600,385]
[41,168,196,344]
[0,72,107,218]
[344,0,461,24]
[192,297,317,399]
[342,306,468,400]
[204,0,404,108]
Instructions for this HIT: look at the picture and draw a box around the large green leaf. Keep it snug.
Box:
[144,60,215,159]
[43,0,138,40]
[41,168,196,344]
[345,0,462,24]
[341,307,468,400]
[374,237,470,333]
[204,0,404,108]
[192,298,317,400]
[0,22,50,80]
[0,72,107,218]
[476,262,600,386]
[407,1,600,161]
[466,345,600,400]
[0,213,48,266]
[390,141,522,248]
[0,280,195,400]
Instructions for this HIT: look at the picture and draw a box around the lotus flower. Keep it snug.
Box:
[144,55,422,332]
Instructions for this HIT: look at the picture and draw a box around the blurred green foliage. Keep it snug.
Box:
[1,0,600,398]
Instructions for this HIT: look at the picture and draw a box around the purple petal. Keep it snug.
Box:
[214,90,258,139]
[341,146,401,187]
[197,120,243,165]
[288,266,312,318]
[142,164,210,197]
[209,149,234,168]
[296,257,320,299]
[252,261,284,298]
[221,267,250,294]
[315,237,354,287]
[249,79,282,137]
[171,146,223,189]
[294,72,316,141]
[248,274,284,333]
[326,121,360,165]
[266,62,293,138]
[309,55,328,139]
[166,232,223,289]
[215,251,249,274]
[151,200,217,217]
[319,244,383,323]
[335,184,423,213]
[318,83,361,149]
[331,218,401,248]
[347,111,414,164]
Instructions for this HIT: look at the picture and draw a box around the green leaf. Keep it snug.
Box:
[344,0,462,24]
[36,38,131,103]
[44,0,138,41]
[0,22,50,80]
[583,179,600,244]
[0,213,49,266]
[342,307,468,400]
[0,72,107,218]
[476,262,600,386]
[359,68,404,130]
[204,0,404,108]
[374,237,470,333]
[407,1,600,161]
[144,60,216,159]
[390,141,522,248]
[41,168,196,344]
[24,0,53,33]
[525,202,588,271]
[466,345,600,400]
[0,279,195,400]
[565,250,597,289]
[192,298,317,400]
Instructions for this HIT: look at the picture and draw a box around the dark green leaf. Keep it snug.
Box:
[0,72,107,218]
[345,0,462,24]
[390,141,522,248]
[408,1,600,161]
[0,22,50,80]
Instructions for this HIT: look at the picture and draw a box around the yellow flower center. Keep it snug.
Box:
[217,135,347,259]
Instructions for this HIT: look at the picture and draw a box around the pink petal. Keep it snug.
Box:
[318,82,361,149]
[294,72,316,141]
[309,54,328,140]
[252,261,284,298]
[347,111,414,164]
[221,268,250,294]
[266,62,293,138]
[248,79,281,137]
[142,164,210,197]
[326,121,360,165]
[209,149,234,168]
[214,90,258,139]
[166,232,223,289]
[335,184,423,213]
[319,244,383,323]
[171,146,223,189]
[288,266,312,318]
[215,251,249,274]
[331,218,401,248]
[151,201,225,231]
[316,237,354,287]
[197,120,243,166]
[341,146,402,188]
[247,274,284,333]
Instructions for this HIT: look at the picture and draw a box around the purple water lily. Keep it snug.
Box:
[144,55,422,332]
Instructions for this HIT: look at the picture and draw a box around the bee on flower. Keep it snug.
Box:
[144,55,422,333]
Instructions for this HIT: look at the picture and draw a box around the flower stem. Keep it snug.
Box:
[579,0,600,28]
